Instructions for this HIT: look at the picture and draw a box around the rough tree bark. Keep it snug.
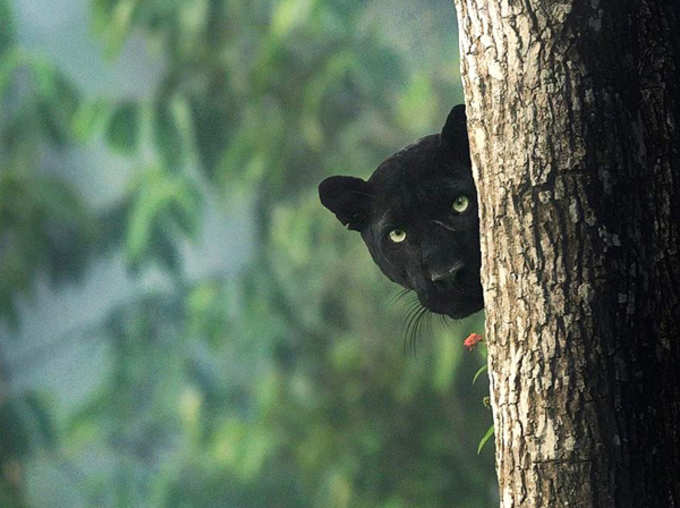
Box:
[452,1,680,506]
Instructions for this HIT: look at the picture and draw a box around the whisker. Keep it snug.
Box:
[403,304,430,356]
[402,305,421,354]
[402,298,422,316]
[403,304,421,325]
[415,307,430,353]
[439,313,453,328]
[424,309,434,337]
[388,288,413,306]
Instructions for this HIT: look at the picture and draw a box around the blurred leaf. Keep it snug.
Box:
[325,470,352,508]
[65,386,113,438]
[0,170,94,321]
[106,100,139,153]
[34,176,95,284]
[148,221,180,273]
[153,98,184,171]
[177,0,208,55]
[92,0,138,55]
[95,195,132,255]
[186,282,230,347]
[125,168,201,271]
[212,418,275,481]
[0,55,82,146]
[72,98,110,141]
[0,393,56,459]
[185,358,224,405]
[189,94,231,178]
[271,0,314,38]
[477,425,494,454]
[0,0,13,57]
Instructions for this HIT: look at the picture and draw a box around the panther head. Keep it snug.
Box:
[319,105,483,319]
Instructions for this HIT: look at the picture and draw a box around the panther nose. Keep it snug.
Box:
[430,261,465,283]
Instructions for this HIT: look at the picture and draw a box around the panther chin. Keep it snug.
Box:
[417,277,484,319]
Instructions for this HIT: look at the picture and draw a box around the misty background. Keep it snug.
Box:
[0,0,496,506]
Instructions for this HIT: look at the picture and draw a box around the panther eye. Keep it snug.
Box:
[451,195,470,213]
[388,229,407,243]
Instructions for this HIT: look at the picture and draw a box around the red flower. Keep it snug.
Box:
[464,333,483,351]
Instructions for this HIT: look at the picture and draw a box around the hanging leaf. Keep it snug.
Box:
[34,175,95,284]
[154,98,184,171]
[92,0,138,55]
[125,168,201,271]
[190,95,232,179]
[35,68,80,146]
[477,424,494,454]
[472,364,488,385]
[96,196,132,254]
[106,100,139,153]
[126,170,170,262]
[149,221,180,273]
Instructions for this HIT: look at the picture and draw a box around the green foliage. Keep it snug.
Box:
[1,0,497,506]
[125,168,201,273]
[0,46,96,324]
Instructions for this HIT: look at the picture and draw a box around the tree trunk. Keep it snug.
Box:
[453,1,680,506]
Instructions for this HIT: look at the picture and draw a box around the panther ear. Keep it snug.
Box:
[319,176,373,231]
[441,104,469,154]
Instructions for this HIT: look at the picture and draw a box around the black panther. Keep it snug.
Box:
[318,105,483,319]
